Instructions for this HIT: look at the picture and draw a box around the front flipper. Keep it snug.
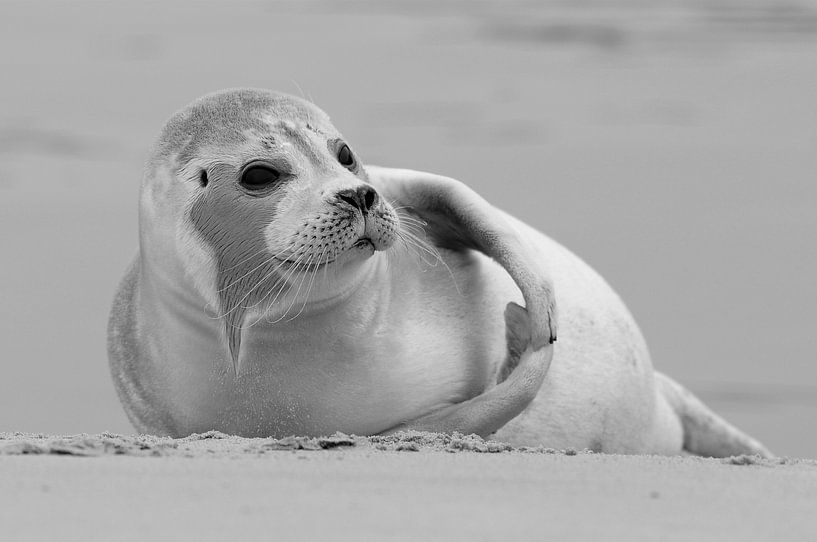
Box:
[367,165,557,348]
[381,303,551,437]
[367,166,557,436]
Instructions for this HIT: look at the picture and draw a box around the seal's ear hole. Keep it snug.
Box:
[199,170,209,188]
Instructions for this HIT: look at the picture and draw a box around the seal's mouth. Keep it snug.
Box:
[353,237,375,250]
[274,257,336,271]
[271,236,378,272]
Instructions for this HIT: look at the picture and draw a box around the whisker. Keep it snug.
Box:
[399,230,462,296]
[402,233,440,259]
[269,252,314,324]
[215,267,278,321]
[396,212,427,224]
[217,244,295,293]
[397,217,428,230]
[400,224,431,242]
[287,246,327,322]
[263,251,311,323]
[291,78,307,102]
[213,247,303,320]
[220,245,270,272]
[322,245,332,290]
[219,249,307,325]
[394,231,425,263]
[238,258,296,315]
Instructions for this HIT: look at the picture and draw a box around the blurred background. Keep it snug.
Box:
[1,1,815,457]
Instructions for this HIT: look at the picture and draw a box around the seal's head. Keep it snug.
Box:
[141,88,399,365]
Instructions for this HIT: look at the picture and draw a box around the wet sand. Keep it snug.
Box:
[1,432,816,541]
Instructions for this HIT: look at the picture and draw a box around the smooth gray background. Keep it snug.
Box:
[1,1,815,457]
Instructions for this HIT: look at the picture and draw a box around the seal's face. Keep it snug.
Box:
[148,89,399,364]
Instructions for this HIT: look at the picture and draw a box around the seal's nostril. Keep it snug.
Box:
[338,194,359,209]
[337,185,378,213]
[362,188,376,211]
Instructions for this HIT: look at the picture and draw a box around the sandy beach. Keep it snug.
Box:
[2,432,816,541]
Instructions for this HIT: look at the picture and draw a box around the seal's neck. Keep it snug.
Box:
[139,248,390,374]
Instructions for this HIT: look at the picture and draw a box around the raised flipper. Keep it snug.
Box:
[367,166,557,349]
[366,166,557,436]
[381,303,552,438]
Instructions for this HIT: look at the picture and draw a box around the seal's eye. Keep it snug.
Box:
[337,144,355,169]
[241,166,280,189]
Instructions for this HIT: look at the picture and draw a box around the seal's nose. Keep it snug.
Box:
[337,185,378,213]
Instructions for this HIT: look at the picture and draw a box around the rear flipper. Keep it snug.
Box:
[657,372,773,458]
[381,302,552,438]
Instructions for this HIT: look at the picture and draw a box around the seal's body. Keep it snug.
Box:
[109,89,770,456]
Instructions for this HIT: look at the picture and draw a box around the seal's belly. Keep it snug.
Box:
[151,251,513,437]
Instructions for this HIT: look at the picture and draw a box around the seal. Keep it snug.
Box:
[108,88,771,457]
